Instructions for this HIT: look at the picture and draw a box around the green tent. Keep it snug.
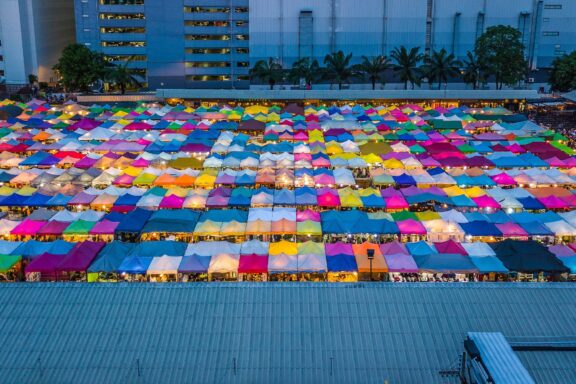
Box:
[0,255,21,273]
[63,220,96,235]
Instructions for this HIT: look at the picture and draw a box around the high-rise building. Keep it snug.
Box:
[0,0,76,89]
[74,0,576,90]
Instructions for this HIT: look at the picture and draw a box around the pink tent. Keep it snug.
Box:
[159,194,185,209]
[11,220,46,236]
[89,220,119,235]
[325,242,353,256]
[495,223,528,237]
[384,195,409,210]
[472,195,501,209]
[379,241,408,255]
[113,174,136,186]
[37,221,70,236]
[538,195,569,209]
[434,240,467,255]
[396,219,427,235]
[297,209,320,222]
[238,254,268,274]
[491,173,517,186]
[317,188,340,207]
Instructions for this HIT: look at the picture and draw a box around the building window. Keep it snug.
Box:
[100,13,145,20]
[236,21,248,27]
[236,48,249,54]
[101,41,146,47]
[544,4,562,9]
[235,7,248,13]
[0,70,4,76]
[100,27,146,34]
[236,75,249,81]
[235,34,249,41]
[185,35,230,41]
[185,21,229,27]
[104,55,147,62]
[185,62,231,68]
[542,31,559,36]
[186,48,231,54]
[100,0,144,5]
[236,62,249,67]
[184,6,230,13]
[0,55,3,62]
[186,75,231,81]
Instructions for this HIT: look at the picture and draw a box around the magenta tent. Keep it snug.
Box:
[491,173,517,186]
[384,253,419,273]
[325,242,353,256]
[25,253,63,278]
[538,195,569,210]
[472,195,501,209]
[384,195,409,210]
[89,220,119,235]
[297,209,320,222]
[379,241,408,255]
[434,240,467,255]
[160,194,185,209]
[317,188,340,207]
[495,223,529,238]
[56,241,106,273]
[11,220,46,236]
[397,219,427,235]
[37,221,70,236]
[238,254,268,274]
[113,174,136,186]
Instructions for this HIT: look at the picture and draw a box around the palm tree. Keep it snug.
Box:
[250,58,284,90]
[462,51,483,90]
[288,57,322,88]
[424,48,461,89]
[390,46,424,90]
[105,57,142,95]
[355,55,390,90]
[323,51,354,90]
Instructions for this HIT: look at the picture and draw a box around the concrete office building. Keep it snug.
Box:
[0,0,76,90]
[74,0,576,90]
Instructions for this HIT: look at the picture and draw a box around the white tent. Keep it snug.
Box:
[208,253,240,273]
[146,255,182,275]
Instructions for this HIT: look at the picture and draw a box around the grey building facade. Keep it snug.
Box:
[74,0,576,90]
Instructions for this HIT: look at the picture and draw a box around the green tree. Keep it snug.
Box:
[461,51,484,90]
[475,25,526,90]
[355,55,390,90]
[548,51,576,92]
[422,48,461,89]
[391,46,424,89]
[53,44,106,92]
[105,57,142,95]
[323,51,354,90]
[250,58,284,90]
[288,57,322,88]
[28,74,38,85]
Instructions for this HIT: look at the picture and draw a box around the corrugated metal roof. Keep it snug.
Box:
[467,332,534,384]
[0,283,575,384]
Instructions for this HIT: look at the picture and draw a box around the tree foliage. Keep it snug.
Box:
[354,55,389,90]
[391,46,424,90]
[250,58,284,90]
[461,51,484,90]
[422,48,461,89]
[323,51,354,90]
[105,57,142,95]
[548,51,576,92]
[288,57,322,88]
[475,25,526,90]
[53,44,106,92]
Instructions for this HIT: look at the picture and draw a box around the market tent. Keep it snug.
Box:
[147,255,182,275]
[461,242,508,273]
[326,254,357,272]
[0,254,21,273]
[238,254,268,274]
[383,253,418,273]
[129,241,187,257]
[490,240,569,273]
[88,242,136,273]
[412,253,478,274]
[56,241,106,273]
[352,242,387,273]
[208,253,240,274]
[117,256,153,274]
[179,255,211,273]
[25,253,63,278]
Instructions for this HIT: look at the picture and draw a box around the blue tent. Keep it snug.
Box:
[88,242,136,273]
[326,254,358,272]
[469,256,509,273]
[406,241,437,256]
[295,187,317,206]
[114,193,142,206]
[23,193,52,207]
[517,197,545,210]
[117,256,153,274]
[412,253,478,273]
[115,208,153,234]
[45,194,73,207]
[179,255,211,273]
[128,241,188,257]
[460,221,503,237]
[141,209,200,234]
[274,189,296,205]
[517,221,554,236]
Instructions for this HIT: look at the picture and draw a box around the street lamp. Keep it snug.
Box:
[367,249,375,281]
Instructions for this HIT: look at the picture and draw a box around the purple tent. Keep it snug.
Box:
[89,220,119,235]
[325,242,353,256]
[384,253,419,273]
[25,253,63,278]
[56,241,106,272]
[179,255,211,273]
